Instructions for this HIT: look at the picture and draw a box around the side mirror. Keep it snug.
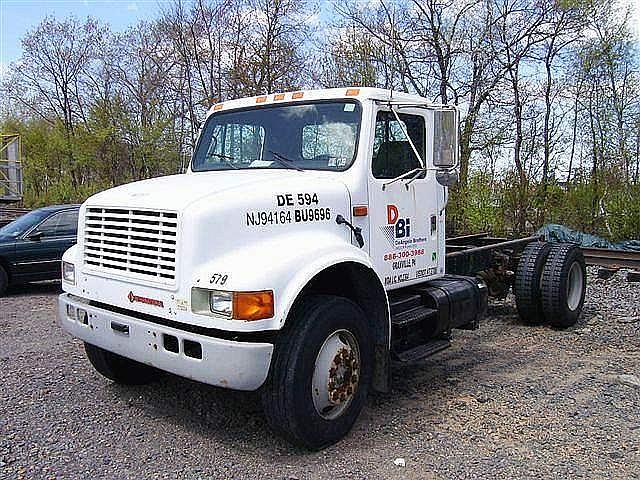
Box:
[436,170,458,187]
[433,109,458,168]
[27,231,44,241]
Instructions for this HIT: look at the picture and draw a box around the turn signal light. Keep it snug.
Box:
[353,205,368,217]
[233,291,274,321]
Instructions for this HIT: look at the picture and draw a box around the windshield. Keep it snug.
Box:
[0,210,49,238]
[192,100,362,172]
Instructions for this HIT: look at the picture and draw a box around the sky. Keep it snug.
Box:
[0,0,639,79]
[0,0,166,77]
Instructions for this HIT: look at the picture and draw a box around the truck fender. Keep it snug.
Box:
[279,247,388,326]
[62,244,80,264]
[278,248,392,393]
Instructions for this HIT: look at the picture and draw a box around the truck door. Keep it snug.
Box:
[367,109,441,290]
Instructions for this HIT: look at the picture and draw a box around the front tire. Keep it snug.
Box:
[84,343,161,385]
[541,243,587,328]
[261,295,373,450]
[0,266,8,296]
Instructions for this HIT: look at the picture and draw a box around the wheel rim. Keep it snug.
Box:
[567,261,584,311]
[312,329,360,420]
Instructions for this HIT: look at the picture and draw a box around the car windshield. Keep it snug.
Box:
[191,101,362,172]
[0,210,49,238]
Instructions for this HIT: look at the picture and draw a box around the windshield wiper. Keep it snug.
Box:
[206,152,239,169]
[268,150,304,172]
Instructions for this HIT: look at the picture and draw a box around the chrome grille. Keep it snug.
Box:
[84,207,178,285]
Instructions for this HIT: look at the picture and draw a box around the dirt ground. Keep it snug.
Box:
[1,269,639,479]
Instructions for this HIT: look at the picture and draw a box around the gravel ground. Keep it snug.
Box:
[1,268,639,480]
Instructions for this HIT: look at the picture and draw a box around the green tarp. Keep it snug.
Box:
[537,224,640,252]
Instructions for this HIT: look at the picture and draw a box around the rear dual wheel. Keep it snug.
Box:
[541,244,587,328]
[514,242,551,325]
[514,242,586,328]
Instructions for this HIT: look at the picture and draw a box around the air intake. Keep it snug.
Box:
[83,207,178,285]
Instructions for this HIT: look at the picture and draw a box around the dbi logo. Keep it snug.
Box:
[381,205,411,247]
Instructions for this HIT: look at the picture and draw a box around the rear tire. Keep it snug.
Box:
[0,266,8,296]
[84,343,161,385]
[261,295,373,450]
[514,242,551,325]
[541,243,586,328]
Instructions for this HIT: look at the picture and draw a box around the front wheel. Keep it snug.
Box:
[261,295,373,450]
[0,266,8,296]
[84,343,161,385]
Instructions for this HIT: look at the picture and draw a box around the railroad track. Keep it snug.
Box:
[582,247,640,269]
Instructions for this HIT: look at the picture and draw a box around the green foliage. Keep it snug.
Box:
[603,185,640,241]
[448,172,507,236]
[448,168,639,241]
[1,105,181,207]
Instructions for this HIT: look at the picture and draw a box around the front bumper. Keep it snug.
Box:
[57,294,274,391]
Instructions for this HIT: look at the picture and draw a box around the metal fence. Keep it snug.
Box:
[1,134,23,203]
[0,207,30,228]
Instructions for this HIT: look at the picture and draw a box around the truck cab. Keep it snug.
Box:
[58,88,586,449]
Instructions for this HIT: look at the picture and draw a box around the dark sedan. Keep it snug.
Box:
[0,205,80,295]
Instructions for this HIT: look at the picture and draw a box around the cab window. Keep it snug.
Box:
[301,122,358,169]
[193,101,362,172]
[207,123,265,166]
[372,111,425,179]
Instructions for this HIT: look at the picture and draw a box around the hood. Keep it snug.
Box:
[86,170,341,211]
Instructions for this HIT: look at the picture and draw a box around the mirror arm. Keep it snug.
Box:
[404,169,425,190]
[381,168,423,190]
[336,215,365,248]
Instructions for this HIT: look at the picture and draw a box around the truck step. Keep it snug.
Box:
[395,339,451,362]
[391,306,438,329]
[389,293,422,315]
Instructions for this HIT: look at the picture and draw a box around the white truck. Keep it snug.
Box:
[58,88,587,449]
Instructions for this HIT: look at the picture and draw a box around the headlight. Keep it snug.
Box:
[191,288,274,321]
[62,261,76,285]
[209,290,233,317]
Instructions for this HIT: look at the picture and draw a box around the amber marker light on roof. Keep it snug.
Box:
[213,103,224,110]
[256,96,267,103]
[353,205,368,217]
[233,291,274,321]
[292,91,304,99]
[346,88,360,96]
[274,93,285,101]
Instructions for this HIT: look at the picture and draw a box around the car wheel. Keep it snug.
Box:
[541,243,587,328]
[0,265,8,296]
[84,342,161,385]
[514,242,551,325]
[261,295,373,450]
